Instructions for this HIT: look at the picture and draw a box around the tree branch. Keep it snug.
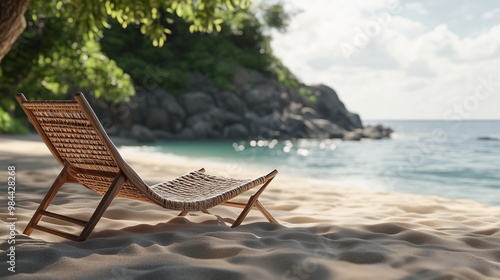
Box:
[0,0,30,62]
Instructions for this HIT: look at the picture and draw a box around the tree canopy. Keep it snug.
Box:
[0,0,293,133]
[0,0,254,61]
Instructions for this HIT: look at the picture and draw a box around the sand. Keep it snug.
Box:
[1,134,499,280]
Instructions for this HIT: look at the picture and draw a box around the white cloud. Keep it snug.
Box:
[482,7,500,19]
[406,60,434,77]
[454,25,500,61]
[270,0,500,119]
[390,16,426,34]
[404,2,428,15]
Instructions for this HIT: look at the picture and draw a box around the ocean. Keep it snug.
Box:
[121,120,500,206]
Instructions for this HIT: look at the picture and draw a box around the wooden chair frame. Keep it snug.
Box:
[17,93,278,241]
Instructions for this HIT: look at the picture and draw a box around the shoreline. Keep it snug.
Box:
[115,134,500,207]
[1,134,499,279]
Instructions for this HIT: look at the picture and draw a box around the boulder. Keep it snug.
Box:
[477,136,499,141]
[188,72,218,94]
[362,126,383,139]
[244,84,281,115]
[170,121,184,133]
[84,66,393,141]
[223,124,250,139]
[248,113,282,138]
[300,106,319,119]
[152,130,174,140]
[176,127,196,140]
[312,85,345,114]
[310,84,363,130]
[307,119,345,139]
[214,91,247,115]
[362,125,392,139]
[232,66,269,95]
[179,91,215,115]
[186,108,242,131]
[160,91,186,120]
[146,108,169,129]
[343,131,363,141]
[281,114,308,138]
[130,124,156,142]
[191,120,214,138]
[346,112,363,129]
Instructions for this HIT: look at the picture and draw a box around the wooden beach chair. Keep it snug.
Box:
[16,93,278,241]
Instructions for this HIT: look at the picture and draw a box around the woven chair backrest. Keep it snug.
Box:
[17,93,154,202]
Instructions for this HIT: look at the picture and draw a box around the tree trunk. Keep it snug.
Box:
[0,0,30,62]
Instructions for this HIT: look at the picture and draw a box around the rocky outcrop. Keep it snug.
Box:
[477,136,499,141]
[342,125,393,141]
[89,67,392,142]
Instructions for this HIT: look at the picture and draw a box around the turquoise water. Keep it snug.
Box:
[124,120,500,206]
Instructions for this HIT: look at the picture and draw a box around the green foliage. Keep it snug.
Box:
[0,108,29,134]
[27,38,135,102]
[0,13,135,98]
[100,7,296,93]
[0,9,134,132]
[0,0,297,132]
[30,0,252,48]
[299,86,317,103]
[261,3,291,32]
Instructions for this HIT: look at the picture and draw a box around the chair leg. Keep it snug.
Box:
[23,165,70,236]
[178,211,189,216]
[255,200,278,223]
[231,176,277,228]
[77,173,126,241]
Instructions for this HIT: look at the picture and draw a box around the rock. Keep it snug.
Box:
[477,136,499,141]
[381,127,393,137]
[118,130,129,138]
[346,112,363,129]
[179,91,215,115]
[83,66,392,141]
[214,91,247,115]
[160,91,186,121]
[131,103,148,125]
[186,108,242,132]
[343,131,363,141]
[307,119,345,139]
[176,127,196,140]
[130,124,156,142]
[287,102,303,114]
[188,72,218,94]
[244,84,281,115]
[362,126,383,139]
[206,108,242,127]
[312,85,346,114]
[152,130,174,140]
[223,124,250,139]
[311,84,363,130]
[281,114,307,138]
[171,121,184,133]
[191,120,213,138]
[232,66,269,95]
[248,113,282,138]
[300,106,319,119]
[362,125,393,139]
[146,108,169,129]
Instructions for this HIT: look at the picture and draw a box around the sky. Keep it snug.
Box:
[268,0,500,120]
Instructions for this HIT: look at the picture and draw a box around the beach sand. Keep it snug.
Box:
[1,134,499,279]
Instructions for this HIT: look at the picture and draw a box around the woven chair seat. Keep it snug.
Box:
[150,170,266,210]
